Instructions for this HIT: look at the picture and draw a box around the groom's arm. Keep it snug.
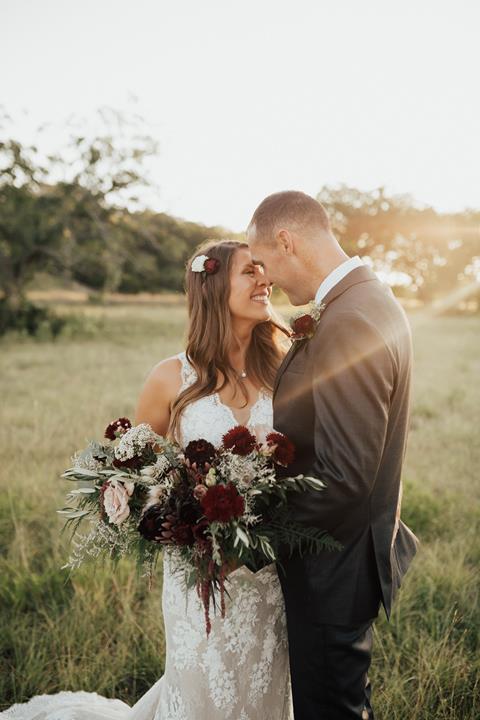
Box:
[288,311,396,531]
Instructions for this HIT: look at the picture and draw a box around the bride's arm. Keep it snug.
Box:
[134,357,183,437]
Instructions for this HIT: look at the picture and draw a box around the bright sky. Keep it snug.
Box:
[2,0,479,231]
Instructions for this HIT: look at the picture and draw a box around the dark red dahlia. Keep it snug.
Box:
[138,504,165,542]
[222,426,257,456]
[184,439,217,467]
[291,314,316,339]
[104,417,132,440]
[112,455,142,470]
[204,257,220,275]
[266,432,295,467]
[201,482,245,523]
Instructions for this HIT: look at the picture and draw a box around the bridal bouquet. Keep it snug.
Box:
[59,418,339,634]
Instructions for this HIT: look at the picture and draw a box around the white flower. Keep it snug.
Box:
[141,454,171,480]
[191,254,209,273]
[144,484,166,508]
[205,467,217,486]
[71,452,104,472]
[103,478,134,525]
[114,423,158,461]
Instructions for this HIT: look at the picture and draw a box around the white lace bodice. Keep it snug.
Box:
[175,352,273,448]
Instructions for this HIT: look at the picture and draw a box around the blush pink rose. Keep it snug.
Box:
[103,479,134,525]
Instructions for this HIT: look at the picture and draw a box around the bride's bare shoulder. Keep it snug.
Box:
[134,355,183,431]
[143,355,184,397]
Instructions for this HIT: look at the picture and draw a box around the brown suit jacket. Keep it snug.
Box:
[274,265,418,624]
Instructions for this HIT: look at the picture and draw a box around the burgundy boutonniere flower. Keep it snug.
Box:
[289,302,326,340]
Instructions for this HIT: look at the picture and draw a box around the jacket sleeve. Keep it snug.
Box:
[287,311,395,531]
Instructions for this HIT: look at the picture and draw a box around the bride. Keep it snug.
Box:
[2,240,294,720]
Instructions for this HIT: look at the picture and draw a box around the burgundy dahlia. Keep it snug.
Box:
[222,426,257,456]
[204,257,220,275]
[266,432,295,467]
[104,417,132,440]
[184,439,217,467]
[112,455,143,470]
[201,482,245,523]
[291,314,316,339]
[138,504,165,542]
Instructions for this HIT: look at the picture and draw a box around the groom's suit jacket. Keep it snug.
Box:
[274,265,418,625]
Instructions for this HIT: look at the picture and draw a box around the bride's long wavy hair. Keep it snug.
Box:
[168,239,288,441]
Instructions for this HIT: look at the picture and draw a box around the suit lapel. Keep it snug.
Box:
[273,337,306,398]
[273,265,378,400]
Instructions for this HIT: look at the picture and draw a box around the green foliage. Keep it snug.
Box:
[0,123,233,309]
[0,298,66,338]
[0,298,108,340]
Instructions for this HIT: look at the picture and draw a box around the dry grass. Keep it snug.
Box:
[0,303,478,718]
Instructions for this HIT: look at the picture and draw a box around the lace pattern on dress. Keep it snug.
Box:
[175,352,273,448]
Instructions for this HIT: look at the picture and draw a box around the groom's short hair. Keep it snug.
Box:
[248,190,331,244]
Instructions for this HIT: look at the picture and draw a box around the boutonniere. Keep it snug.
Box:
[290,301,326,340]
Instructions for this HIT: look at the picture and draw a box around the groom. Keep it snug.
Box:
[247,191,418,720]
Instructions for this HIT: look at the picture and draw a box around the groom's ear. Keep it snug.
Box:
[278,229,295,256]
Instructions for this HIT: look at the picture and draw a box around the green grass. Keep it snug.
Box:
[1,303,479,718]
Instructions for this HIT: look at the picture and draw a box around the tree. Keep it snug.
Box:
[0,140,64,307]
[317,185,480,302]
[0,109,160,306]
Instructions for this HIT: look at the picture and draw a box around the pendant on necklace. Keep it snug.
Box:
[239,370,247,379]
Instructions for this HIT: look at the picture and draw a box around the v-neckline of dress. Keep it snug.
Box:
[213,388,267,428]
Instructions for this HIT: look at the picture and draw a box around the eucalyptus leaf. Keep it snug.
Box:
[56,509,90,518]
[236,526,250,547]
[68,487,97,494]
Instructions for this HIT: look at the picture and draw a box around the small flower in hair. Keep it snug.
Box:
[191,254,220,275]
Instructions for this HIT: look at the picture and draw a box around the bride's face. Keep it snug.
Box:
[228,247,272,325]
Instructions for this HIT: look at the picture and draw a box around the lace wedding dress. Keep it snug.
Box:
[2,352,293,720]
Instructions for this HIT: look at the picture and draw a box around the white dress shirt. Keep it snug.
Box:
[314,256,364,305]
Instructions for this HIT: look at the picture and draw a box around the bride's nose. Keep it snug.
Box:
[255,266,271,288]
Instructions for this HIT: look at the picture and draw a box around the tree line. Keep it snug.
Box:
[1,123,479,317]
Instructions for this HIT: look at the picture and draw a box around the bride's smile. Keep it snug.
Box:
[227,246,272,325]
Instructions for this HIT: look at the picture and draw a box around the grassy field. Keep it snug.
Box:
[0,300,479,718]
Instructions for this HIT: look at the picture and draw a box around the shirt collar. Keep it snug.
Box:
[314,256,364,305]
